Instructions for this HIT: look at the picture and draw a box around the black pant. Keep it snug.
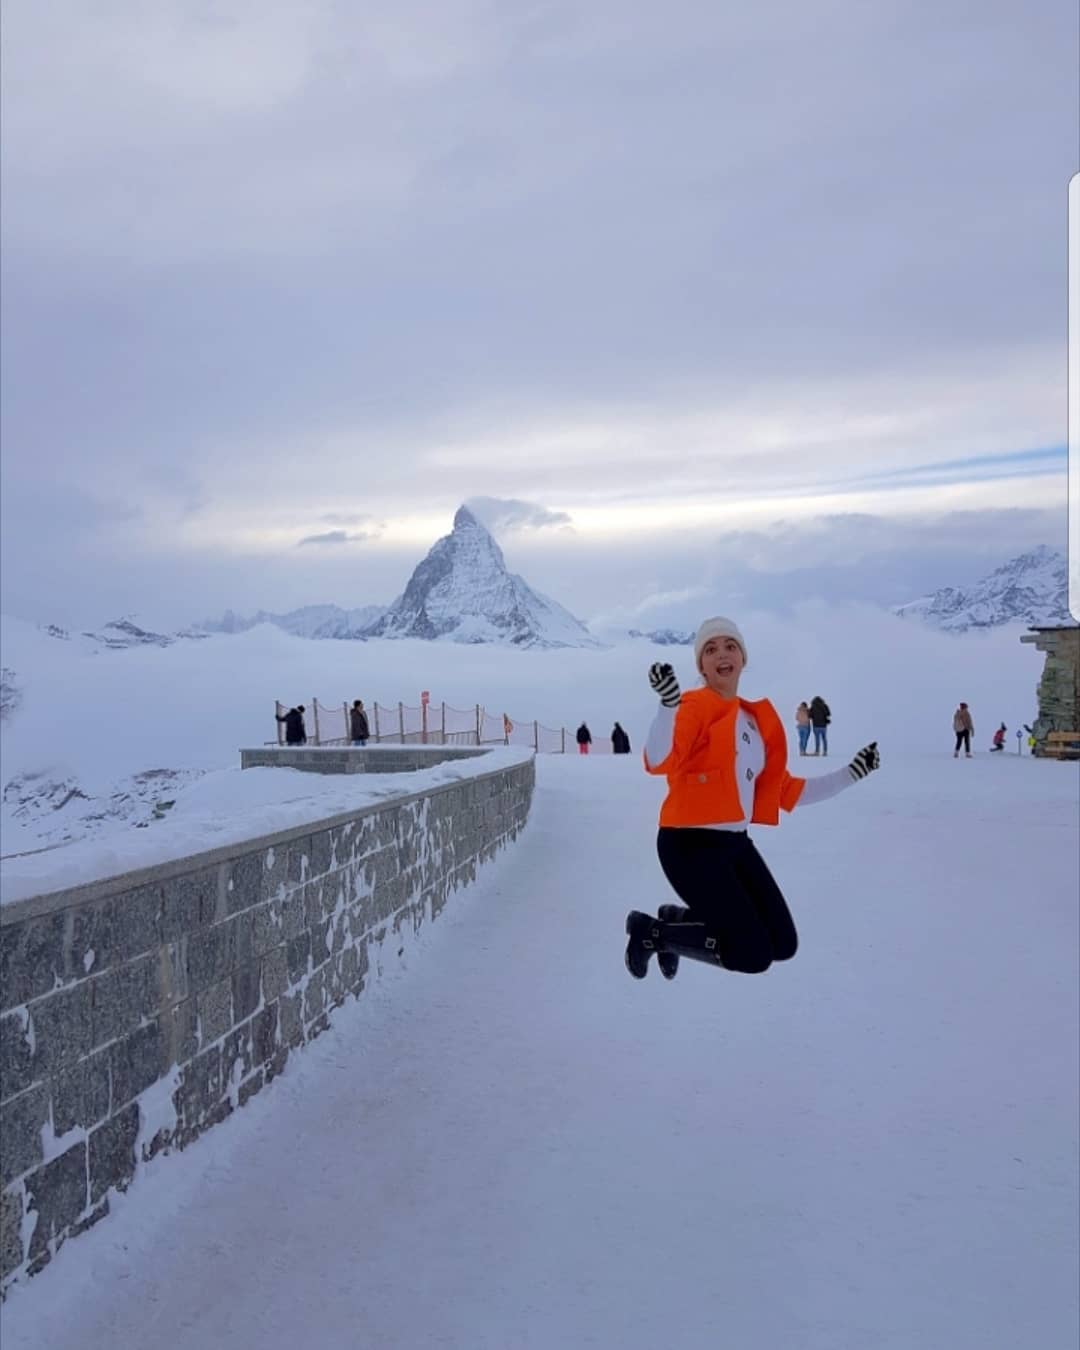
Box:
[954,730,970,753]
[657,828,797,974]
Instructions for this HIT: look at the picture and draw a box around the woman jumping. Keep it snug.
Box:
[625,616,880,980]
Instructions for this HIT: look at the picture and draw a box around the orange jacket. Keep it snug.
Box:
[645,689,806,827]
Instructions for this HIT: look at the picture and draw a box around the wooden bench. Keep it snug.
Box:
[1043,731,1080,759]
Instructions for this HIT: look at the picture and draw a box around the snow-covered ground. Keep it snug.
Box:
[1,749,1077,1349]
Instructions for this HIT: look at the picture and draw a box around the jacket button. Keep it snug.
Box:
[698,774,707,783]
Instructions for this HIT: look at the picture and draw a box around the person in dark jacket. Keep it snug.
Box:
[611,722,631,754]
[809,696,831,756]
[350,699,370,746]
[276,705,307,745]
[576,722,593,755]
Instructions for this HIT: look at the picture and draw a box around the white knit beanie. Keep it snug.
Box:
[693,616,748,671]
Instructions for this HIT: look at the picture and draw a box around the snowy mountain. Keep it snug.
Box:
[200,604,386,641]
[894,545,1071,632]
[364,505,601,649]
[38,619,212,653]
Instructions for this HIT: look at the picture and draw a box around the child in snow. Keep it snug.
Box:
[990,724,1007,752]
[624,616,880,980]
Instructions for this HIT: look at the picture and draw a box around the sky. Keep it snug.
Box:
[1,1,1077,629]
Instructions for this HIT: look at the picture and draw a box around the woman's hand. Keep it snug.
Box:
[848,743,880,781]
[648,663,682,708]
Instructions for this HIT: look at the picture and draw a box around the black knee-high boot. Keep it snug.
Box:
[655,917,726,969]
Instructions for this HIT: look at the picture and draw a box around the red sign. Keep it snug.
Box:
[421,690,430,706]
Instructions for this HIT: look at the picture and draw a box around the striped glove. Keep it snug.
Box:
[848,743,880,781]
[648,663,682,708]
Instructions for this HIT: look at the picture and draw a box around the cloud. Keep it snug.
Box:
[1,1,1073,628]
[464,497,574,534]
[296,530,370,547]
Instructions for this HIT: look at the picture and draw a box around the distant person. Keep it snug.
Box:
[953,702,974,758]
[576,722,593,755]
[1024,723,1036,754]
[350,699,370,746]
[809,696,831,756]
[795,701,811,756]
[276,705,307,745]
[611,722,631,754]
[990,723,1006,753]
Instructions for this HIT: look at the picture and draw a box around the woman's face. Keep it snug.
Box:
[699,636,745,697]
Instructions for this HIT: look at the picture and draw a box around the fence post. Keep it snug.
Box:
[398,702,405,744]
[561,727,566,754]
[373,703,381,742]
[475,704,481,745]
[441,701,446,743]
[421,698,428,745]
[534,720,539,751]
[312,700,320,746]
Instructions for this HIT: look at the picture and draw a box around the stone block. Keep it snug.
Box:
[0,1011,36,1102]
[302,876,331,928]
[232,963,261,1023]
[285,931,311,984]
[223,1022,253,1085]
[286,836,313,886]
[1,1186,23,1281]
[280,888,308,941]
[0,1084,48,1186]
[24,1141,87,1263]
[28,983,94,1075]
[259,844,290,903]
[168,999,198,1066]
[51,1051,110,1135]
[97,887,161,968]
[251,900,280,957]
[186,921,236,995]
[238,1071,264,1107]
[175,1045,221,1137]
[197,979,233,1047]
[110,1021,166,1109]
[337,945,360,996]
[0,912,66,1010]
[252,1002,278,1065]
[261,946,288,1001]
[232,910,255,968]
[309,830,333,877]
[160,940,189,1004]
[224,852,263,916]
[303,969,326,1024]
[309,922,330,969]
[278,993,303,1049]
[91,954,159,1048]
[89,1103,139,1204]
[159,869,213,942]
[265,1045,289,1083]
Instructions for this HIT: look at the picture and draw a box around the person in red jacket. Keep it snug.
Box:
[625,616,880,980]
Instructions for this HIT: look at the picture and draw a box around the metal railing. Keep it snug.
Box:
[273,698,600,754]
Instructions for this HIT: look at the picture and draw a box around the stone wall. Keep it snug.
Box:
[1020,626,1080,751]
[0,755,534,1292]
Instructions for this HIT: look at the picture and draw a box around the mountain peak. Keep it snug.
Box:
[895,546,1070,632]
[365,510,600,648]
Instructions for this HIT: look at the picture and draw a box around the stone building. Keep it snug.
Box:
[1019,624,1080,756]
